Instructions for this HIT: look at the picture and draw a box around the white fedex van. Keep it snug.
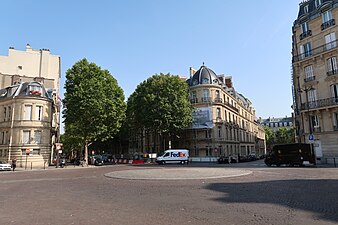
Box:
[156,149,189,165]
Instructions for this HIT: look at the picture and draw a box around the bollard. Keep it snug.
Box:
[31,162,32,170]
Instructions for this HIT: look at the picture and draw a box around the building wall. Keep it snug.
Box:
[0,44,60,95]
[0,45,61,168]
[292,0,338,162]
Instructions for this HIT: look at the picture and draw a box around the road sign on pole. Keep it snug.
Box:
[308,134,314,143]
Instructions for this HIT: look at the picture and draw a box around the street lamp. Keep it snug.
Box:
[298,87,314,142]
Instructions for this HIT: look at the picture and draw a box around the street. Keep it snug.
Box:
[0,161,337,225]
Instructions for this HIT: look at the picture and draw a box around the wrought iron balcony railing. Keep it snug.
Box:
[300,97,338,110]
[321,19,335,30]
[304,76,316,82]
[293,40,337,62]
[300,30,312,40]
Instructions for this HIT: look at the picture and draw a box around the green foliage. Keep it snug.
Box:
[62,58,126,160]
[127,73,192,139]
[264,126,295,149]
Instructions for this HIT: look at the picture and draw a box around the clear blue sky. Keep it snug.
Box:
[1,0,300,119]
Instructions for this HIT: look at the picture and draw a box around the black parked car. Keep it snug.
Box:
[94,157,103,166]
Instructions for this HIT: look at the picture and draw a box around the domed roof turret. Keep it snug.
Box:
[189,64,220,86]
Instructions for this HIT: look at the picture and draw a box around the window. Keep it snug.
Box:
[325,33,336,50]
[35,106,43,121]
[201,78,209,84]
[315,0,322,8]
[215,90,220,98]
[304,5,309,13]
[218,126,222,138]
[322,11,333,23]
[3,107,6,121]
[304,65,314,79]
[333,112,338,130]
[24,105,32,120]
[202,89,209,102]
[331,83,338,102]
[327,57,338,73]
[300,43,312,59]
[23,130,31,144]
[311,115,320,128]
[224,110,227,121]
[216,108,221,118]
[34,130,41,144]
[308,89,317,102]
[1,132,4,145]
[301,22,309,33]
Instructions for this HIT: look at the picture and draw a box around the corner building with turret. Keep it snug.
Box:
[177,65,266,161]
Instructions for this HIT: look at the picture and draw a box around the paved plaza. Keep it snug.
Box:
[0,161,337,225]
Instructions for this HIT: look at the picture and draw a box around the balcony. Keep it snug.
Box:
[304,76,315,83]
[300,30,312,40]
[300,97,338,110]
[190,98,198,104]
[214,97,223,103]
[201,97,212,103]
[327,69,338,76]
[321,19,335,31]
[293,40,338,62]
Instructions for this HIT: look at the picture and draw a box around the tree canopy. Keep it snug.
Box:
[62,58,126,163]
[127,73,193,151]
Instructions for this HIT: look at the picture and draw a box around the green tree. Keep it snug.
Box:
[127,73,193,152]
[63,58,126,165]
[264,126,275,150]
[275,127,295,144]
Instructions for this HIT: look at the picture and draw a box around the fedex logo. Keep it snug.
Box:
[170,152,186,157]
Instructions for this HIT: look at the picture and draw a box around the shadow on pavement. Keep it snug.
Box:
[207,179,338,223]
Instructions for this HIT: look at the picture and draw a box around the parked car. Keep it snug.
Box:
[0,161,12,171]
[94,157,104,166]
[217,156,229,164]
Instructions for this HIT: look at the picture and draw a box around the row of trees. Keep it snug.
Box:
[264,126,295,150]
[62,59,193,164]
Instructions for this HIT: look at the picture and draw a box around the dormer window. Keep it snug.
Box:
[29,85,42,96]
[315,0,322,8]
[304,4,309,13]
[201,78,209,84]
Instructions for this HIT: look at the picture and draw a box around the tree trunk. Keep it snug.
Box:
[84,141,88,166]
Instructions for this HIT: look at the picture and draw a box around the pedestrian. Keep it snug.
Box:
[228,154,232,164]
[12,157,17,172]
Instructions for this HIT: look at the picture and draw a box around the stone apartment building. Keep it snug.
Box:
[0,44,61,168]
[128,65,266,160]
[180,65,266,159]
[260,116,293,132]
[292,0,338,163]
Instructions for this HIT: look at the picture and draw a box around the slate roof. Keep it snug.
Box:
[0,81,52,100]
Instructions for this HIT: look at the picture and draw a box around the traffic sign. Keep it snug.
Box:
[309,134,314,142]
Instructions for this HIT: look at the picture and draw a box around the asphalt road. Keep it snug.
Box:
[0,160,337,225]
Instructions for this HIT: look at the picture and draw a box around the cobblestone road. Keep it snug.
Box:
[0,161,337,225]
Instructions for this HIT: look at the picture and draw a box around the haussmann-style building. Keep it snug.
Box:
[0,44,61,168]
[129,65,266,161]
[180,65,266,161]
[292,0,338,164]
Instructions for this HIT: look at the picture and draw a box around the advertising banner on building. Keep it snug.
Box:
[192,107,213,129]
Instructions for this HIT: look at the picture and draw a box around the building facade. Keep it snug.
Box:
[0,45,61,168]
[292,0,338,163]
[260,116,293,132]
[180,65,266,160]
